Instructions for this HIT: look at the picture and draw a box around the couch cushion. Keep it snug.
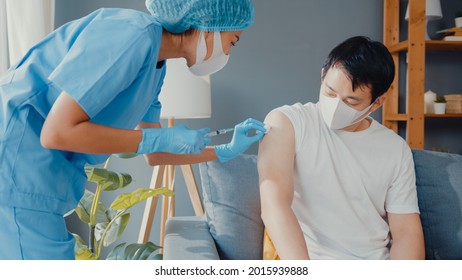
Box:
[199,154,264,260]
[412,150,462,260]
[163,216,220,260]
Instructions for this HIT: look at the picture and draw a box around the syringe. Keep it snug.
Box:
[206,124,271,137]
[206,128,234,137]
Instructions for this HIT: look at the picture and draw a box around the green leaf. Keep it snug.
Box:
[106,243,127,260]
[75,247,98,260]
[75,189,108,224]
[85,167,132,191]
[148,253,163,260]
[106,242,162,260]
[72,233,98,260]
[110,188,173,211]
[95,213,130,247]
[105,207,118,221]
[73,233,86,247]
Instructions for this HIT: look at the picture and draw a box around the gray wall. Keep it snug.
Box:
[57,0,461,257]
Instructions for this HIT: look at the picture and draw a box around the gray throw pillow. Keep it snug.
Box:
[412,149,462,260]
[199,154,264,260]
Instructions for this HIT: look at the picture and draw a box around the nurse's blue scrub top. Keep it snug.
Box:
[0,8,166,215]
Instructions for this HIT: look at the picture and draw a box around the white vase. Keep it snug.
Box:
[424,90,437,114]
[456,17,462,27]
[434,103,446,114]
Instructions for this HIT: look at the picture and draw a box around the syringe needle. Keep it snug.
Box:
[206,128,234,137]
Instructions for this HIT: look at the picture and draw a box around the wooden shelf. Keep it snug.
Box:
[388,40,462,54]
[385,113,462,120]
[388,41,408,53]
[383,0,461,149]
[427,41,462,52]
[425,113,462,118]
[385,114,409,121]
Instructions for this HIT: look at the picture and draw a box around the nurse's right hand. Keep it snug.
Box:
[137,125,211,155]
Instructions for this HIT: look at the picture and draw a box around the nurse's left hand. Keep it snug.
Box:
[214,118,267,162]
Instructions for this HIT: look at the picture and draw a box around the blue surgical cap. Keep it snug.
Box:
[145,0,255,33]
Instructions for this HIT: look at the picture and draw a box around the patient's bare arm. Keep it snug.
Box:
[388,213,425,259]
[258,110,309,260]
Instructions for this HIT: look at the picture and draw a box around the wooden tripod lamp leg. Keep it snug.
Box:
[180,164,204,216]
[137,118,205,248]
[159,164,175,248]
[138,165,165,244]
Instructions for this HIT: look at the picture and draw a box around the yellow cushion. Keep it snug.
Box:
[263,229,280,260]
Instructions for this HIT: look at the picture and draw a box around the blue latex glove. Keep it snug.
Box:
[137,125,211,155]
[214,118,267,162]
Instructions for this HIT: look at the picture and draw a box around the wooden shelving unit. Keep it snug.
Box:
[383,0,462,149]
[425,114,462,118]
[388,40,462,53]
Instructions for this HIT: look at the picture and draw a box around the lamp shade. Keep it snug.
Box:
[405,0,443,21]
[159,58,211,119]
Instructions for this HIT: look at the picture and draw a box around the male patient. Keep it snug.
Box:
[258,36,424,260]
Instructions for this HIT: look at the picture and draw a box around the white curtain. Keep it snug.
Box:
[0,0,55,74]
[0,0,8,73]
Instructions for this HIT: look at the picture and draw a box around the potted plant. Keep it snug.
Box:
[456,11,462,27]
[72,155,173,260]
[433,96,446,114]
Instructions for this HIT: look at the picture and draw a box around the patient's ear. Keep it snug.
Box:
[370,94,387,112]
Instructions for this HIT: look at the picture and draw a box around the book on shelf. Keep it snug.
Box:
[437,27,462,41]
[437,27,462,36]
[443,36,462,41]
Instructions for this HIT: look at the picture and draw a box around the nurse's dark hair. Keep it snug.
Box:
[321,36,395,103]
[166,27,199,44]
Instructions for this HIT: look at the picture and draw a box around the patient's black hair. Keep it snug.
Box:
[322,36,395,103]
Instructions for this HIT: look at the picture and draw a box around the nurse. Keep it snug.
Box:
[0,0,265,259]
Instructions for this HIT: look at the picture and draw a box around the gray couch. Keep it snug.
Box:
[163,150,462,260]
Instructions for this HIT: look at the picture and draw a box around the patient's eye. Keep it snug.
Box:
[344,98,361,106]
[326,91,336,98]
[345,98,354,103]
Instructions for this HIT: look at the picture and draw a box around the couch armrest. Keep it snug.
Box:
[163,216,220,260]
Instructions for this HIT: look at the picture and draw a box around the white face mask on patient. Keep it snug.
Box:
[318,93,373,130]
[189,31,230,76]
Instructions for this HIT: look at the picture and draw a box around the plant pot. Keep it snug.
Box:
[456,17,462,28]
[434,103,446,114]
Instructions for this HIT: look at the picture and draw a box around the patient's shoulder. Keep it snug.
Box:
[270,102,318,128]
[273,102,316,120]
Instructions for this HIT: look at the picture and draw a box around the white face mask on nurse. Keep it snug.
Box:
[188,31,242,76]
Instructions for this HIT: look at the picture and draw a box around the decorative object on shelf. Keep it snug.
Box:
[437,27,462,41]
[433,96,446,114]
[442,36,462,41]
[424,90,437,114]
[444,94,462,114]
[405,0,443,40]
[456,11,462,28]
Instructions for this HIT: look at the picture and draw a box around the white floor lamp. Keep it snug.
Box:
[138,58,211,248]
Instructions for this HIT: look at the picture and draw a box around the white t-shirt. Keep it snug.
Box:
[276,102,420,260]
